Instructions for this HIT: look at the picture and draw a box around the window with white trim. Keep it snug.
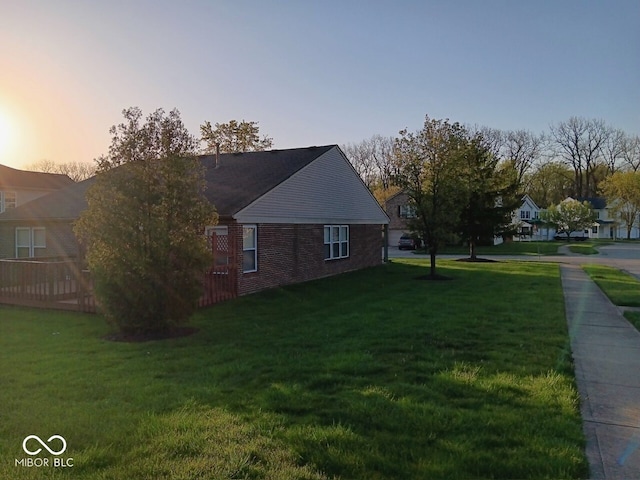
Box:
[15,227,46,258]
[324,225,349,260]
[242,225,257,273]
[520,210,530,220]
[0,191,17,213]
[398,204,416,219]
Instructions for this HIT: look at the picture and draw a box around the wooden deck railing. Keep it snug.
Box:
[0,258,237,313]
[0,259,96,313]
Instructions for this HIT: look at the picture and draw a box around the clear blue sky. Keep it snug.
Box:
[0,0,638,168]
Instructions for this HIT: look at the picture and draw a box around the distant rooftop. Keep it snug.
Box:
[0,164,74,190]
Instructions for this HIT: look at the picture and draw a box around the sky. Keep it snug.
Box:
[0,0,638,169]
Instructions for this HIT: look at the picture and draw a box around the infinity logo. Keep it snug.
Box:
[22,435,67,456]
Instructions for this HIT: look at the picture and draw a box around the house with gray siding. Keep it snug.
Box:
[0,164,74,258]
[0,145,389,297]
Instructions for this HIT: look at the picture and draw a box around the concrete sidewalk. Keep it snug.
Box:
[561,264,640,479]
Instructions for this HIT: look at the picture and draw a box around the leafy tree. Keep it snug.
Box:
[200,119,273,153]
[458,135,521,259]
[75,107,218,335]
[525,161,574,208]
[393,116,467,277]
[540,198,595,241]
[600,171,640,239]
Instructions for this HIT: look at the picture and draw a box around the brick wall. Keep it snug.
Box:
[230,222,383,296]
[385,192,412,231]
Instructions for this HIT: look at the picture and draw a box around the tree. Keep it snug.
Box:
[600,171,640,239]
[458,135,521,259]
[621,134,640,172]
[549,117,608,197]
[200,119,273,153]
[601,127,626,174]
[525,161,574,208]
[342,134,397,204]
[24,159,96,181]
[75,107,218,335]
[501,129,544,187]
[393,116,467,277]
[540,198,595,241]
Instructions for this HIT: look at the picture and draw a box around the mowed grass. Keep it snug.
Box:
[583,264,640,330]
[583,264,640,307]
[0,259,588,479]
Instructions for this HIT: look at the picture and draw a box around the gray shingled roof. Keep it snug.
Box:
[0,177,95,221]
[0,145,335,221]
[201,145,334,216]
[577,197,607,210]
[0,164,74,190]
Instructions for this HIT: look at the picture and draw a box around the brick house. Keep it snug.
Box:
[0,145,389,298]
[384,191,416,247]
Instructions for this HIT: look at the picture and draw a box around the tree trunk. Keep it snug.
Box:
[469,239,477,260]
[429,247,437,277]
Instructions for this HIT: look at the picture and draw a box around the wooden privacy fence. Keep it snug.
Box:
[0,259,96,313]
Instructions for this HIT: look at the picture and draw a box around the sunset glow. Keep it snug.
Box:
[0,108,13,161]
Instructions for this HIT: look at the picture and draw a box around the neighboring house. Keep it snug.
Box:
[0,164,73,213]
[575,197,639,240]
[0,164,74,257]
[511,194,550,240]
[513,196,639,241]
[0,145,390,297]
[384,191,416,246]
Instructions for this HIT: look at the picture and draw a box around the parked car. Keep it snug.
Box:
[398,234,419,250]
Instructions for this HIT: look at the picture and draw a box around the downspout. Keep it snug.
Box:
[383,224,389,263]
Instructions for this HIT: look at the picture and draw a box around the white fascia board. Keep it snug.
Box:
[233,214,388,225]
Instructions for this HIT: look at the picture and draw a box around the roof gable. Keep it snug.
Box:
[520,194,540,211]
[234,146,389,224]
[200,145,334,216]
[0,164,74,190]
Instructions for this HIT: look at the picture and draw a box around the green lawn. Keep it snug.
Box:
[583,264,640,330]
[583,264,640,307]
[568,244,599,255]
[0,259,588,479]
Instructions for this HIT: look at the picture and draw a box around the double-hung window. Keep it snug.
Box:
[324,225,349,260]
[399,204,417,219]
[15,227,46,258]
[242,225,257,273]
[0,191,17,213]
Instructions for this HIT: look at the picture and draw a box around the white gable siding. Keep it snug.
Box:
[234,147,389,225]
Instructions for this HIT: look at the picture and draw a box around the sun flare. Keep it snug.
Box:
[0,108,14,160]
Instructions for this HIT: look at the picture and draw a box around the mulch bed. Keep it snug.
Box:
[455,257,498,263]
